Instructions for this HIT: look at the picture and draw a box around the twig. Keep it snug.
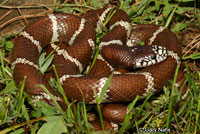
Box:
[17,8,27,27]
[183,34,200,57]
[0,4,95,9]
[0,9,53,30]
[0,9,14,21]
[150,14,164,24]
[0,4,53,9]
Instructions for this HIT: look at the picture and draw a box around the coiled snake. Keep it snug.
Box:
[12,8,182,131]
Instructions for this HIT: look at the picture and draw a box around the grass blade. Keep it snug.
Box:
[166,65,180,129]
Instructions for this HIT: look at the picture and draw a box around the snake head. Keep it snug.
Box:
[134,45,168,68]
[101,44,168,70]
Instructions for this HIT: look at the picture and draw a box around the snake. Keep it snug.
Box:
[12,8,182,131]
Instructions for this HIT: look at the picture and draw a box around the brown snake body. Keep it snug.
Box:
[12,8,182,131]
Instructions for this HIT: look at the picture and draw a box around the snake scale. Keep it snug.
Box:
[12,8,182,131]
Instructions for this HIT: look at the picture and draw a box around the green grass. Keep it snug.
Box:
[0,0,200,133]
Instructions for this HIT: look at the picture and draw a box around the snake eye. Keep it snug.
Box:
[151,54,156,59]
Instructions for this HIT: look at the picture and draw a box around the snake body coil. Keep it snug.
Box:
[12,8,182,130]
